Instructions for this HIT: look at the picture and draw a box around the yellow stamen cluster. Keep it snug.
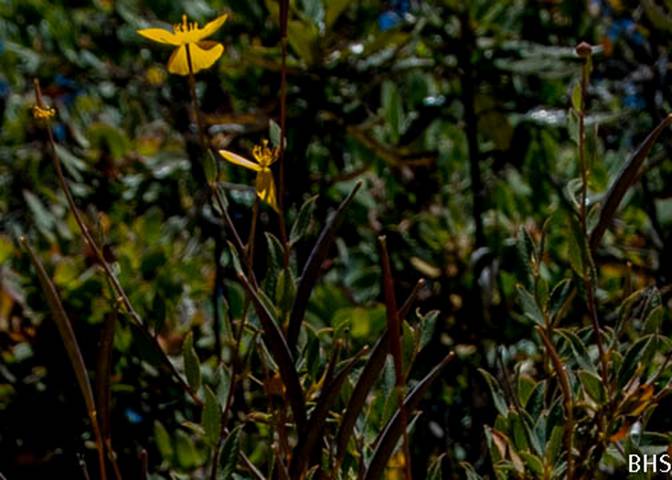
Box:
[174,15,197,33]
[32,104,56,120]
[252,140,279,169]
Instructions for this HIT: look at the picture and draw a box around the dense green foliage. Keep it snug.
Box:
[2,0,672,478]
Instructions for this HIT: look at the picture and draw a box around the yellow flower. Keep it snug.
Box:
[219,140,280,212]
[145,65,166,86]
[385,450,406,480]
[137,13,228,76]
[32,104,55,120]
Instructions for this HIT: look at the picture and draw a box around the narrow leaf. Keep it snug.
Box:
[287,181,362,350]
[237,272,307,431]
[289,348,366,476]
[290,195,317,246]
[335,282,423,464]
[478,369,508,416]
[218,428,241,479]
[363,352,455,480]
[202,386,222,446]
[590,114,672,250]
[154,420,173,461]
[183,332,201,393]
[578,369,606,404]
[516,284,545,325]
[20,237,106,478]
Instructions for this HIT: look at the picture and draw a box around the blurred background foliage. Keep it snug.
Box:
[2,0,672,478]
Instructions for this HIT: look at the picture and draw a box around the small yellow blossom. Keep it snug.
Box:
[219,140,280,212]
[137,13,228,76]
[32,104,56,120]
[145,65,166,86]
[385,450,406,480]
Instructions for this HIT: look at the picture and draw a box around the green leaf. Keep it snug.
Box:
[227,241,243,276]
[299,0,324,26]
[218,427,241,479]
[517,376,536,407]
[618,335,654,389]
[325,0,350,29]
[202,386,222,446]
[290,195,318,245]
[571,82,582,112]
[154,420,173,462]
[564,177,583,213]
[418,309,438,351]
[568,108,580,145]
[566,214,596,281]
[183,332,201,393]
[555,329,595,374]
[0,236,13,264]
[23,190,55,242]
[524,380,545,420]
[509,412,529,451]
[534,276,549,310]
[516,226,537,284]
[382,80,404,143]
[644,305,663,333]
[269,119,283,148]
[516,284,544,325]
[578,369,605,404]
[264,232,285,296]
[519,451,544,476]
[265,233,284,273]
[287,19,319,65]
[204,150,218,184]
[274,267,296,314]
[87,122,130,160]
[402,320,415,370]
[479,369,508,416]
[55,144,86,180]
[546,425,564,464]
[175,429,200,469]
[548,278,573,321]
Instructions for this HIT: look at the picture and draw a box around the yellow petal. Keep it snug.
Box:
[198,14,229,40]
[256,170,279,212]
[167,45,190,75]
[189,41,224,73]
[137,28,181,46]
[219,150,262,172]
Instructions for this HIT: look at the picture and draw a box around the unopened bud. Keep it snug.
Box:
[575,42,593,58]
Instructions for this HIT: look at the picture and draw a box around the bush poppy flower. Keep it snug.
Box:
[137,14,228,75]
[219,140,280,212]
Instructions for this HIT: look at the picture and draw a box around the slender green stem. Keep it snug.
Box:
[537,326,574,479]
[247,197,260,266]
[575,44,608,386]
[33,79,202,410]
[277,0,290,255]
[185,45,265,480]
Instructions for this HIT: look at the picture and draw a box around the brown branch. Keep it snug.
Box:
[378,236,412,480]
